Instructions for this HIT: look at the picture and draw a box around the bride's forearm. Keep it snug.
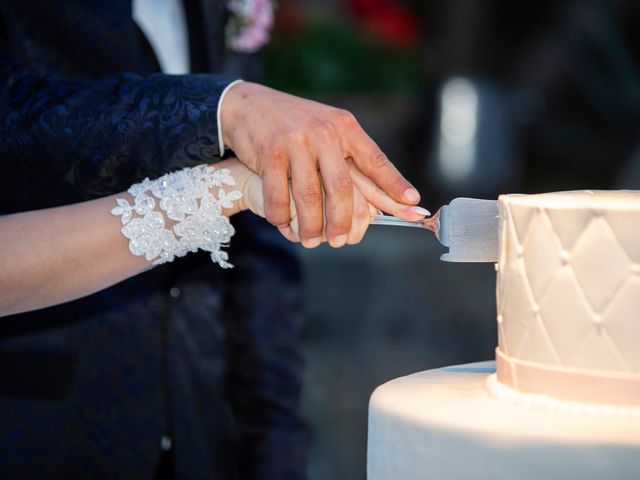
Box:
[0,160,248,318]
[0,194,150,317]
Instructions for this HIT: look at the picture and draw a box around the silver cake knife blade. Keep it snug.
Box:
[370,198,499,263]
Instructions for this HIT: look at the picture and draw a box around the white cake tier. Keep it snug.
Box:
[367,362,640,480]
[497,191,640,403]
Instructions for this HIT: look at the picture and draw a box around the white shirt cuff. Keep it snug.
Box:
[217,79,245,156]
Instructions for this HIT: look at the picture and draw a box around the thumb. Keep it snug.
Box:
[242,171,266,218]
[240,168,304,243]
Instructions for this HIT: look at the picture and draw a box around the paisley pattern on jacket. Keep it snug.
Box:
[0,56,235,211]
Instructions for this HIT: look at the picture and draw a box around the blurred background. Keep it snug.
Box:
[254,0,640,478]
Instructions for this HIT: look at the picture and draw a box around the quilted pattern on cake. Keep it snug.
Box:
[498,195,640,373]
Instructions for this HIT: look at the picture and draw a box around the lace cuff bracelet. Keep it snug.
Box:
[111,165,242,268]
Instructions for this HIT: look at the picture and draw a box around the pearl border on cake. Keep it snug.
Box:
[484,374,640,418]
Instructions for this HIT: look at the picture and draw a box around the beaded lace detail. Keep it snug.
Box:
[111,165,242,268]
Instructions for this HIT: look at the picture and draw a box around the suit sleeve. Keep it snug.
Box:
[0,48,238,210]
[223,213,309,480]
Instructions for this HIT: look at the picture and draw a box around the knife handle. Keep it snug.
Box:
[370,214,425,229]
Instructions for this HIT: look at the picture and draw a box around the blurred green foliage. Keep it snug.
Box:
[264,20,421,95]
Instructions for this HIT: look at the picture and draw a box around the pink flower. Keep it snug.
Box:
[227,0,275,53]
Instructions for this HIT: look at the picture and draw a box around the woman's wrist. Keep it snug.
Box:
[112,164,243,268]
[215,159,264,218]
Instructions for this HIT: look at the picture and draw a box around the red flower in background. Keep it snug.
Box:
[349,0,420,49]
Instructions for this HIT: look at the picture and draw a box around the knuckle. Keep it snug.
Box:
[371,151,391,170]
[392,175,410,192]
[334,108,356,126]
[309,118,335,139]
[262,142,287,164]
[269,193,290,211]
[300,187,322,205]
[265,186,290,210]
[335,174,352,195]
[289,130,307,147]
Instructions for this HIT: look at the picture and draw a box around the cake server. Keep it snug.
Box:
[370,198,499,263]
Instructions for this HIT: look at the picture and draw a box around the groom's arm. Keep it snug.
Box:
[0,48,237,210]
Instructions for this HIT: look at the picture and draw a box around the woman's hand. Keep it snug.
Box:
[220,158,429,246]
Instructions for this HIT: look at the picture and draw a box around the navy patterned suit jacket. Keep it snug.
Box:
[0,1,307,479]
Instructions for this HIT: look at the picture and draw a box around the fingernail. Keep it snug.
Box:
[410,206,431,216]
[330,234,348,248]
[303,237,323,249]
[404,188,420,203]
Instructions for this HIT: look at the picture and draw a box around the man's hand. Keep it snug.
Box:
[220,82,422,248]
[223,158,427,246]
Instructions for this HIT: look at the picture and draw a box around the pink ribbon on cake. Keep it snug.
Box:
[496,348,640,406]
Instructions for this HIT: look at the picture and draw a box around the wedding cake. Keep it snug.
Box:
[368,191,640,480]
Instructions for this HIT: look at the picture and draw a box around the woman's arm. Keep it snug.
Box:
[0,160,249,317]
[0,192,150,316]
[0,158,425,317]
